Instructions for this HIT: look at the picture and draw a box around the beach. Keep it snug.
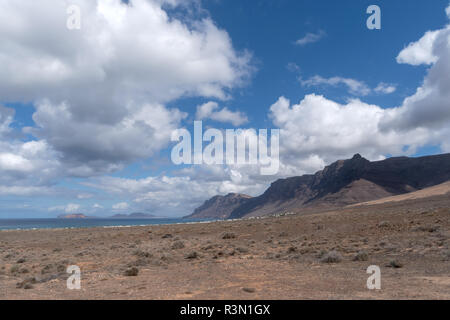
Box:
[1,195,449,300]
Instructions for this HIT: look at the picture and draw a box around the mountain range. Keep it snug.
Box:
[186,153,450,219]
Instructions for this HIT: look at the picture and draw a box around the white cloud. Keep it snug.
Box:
[300,75,371,96]
[0,153,34,172]
[196,101,219,120]
[0,105,14,137]
[112,202,129,210]
[196,101,248,126]
[269,95,430,167]
[295,30,326,46]
[0,134,61,195]
[396,30,441,65]
[84,165,270,217]
[270,5,450,178]
[0,185,54,196]
[65,203,81,213]
[49,203,81,213]
[31,100,186,176]
[0,0,251,175]
[0,106,62,196]
[374,82,397,94]
[301,76,397,96]
[383,25,450,131]
[286,62,301,73]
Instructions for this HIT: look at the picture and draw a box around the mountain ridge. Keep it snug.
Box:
[184,193,252,219]
[188,153,450,220]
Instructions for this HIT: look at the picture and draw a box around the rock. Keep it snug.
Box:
[222,232,236,240]
[287,246,297,253]
[16,277,37,289]
[377,221,390,228]
[124,267,139,276]
[185,251,198,259]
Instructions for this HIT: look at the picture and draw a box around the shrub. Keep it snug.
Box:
[222,232,236,240]
[353,251,369,261]
[185,251,198,259]
[124,267,139,276]
[387,259,403,268]
[320,251,342,263]
[171,241,185,250]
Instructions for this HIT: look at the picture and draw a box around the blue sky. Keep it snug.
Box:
[0,0,449,218]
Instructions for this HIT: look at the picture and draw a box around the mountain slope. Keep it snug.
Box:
[350,181,450,207]
[184,193,252,219]
[228,153,450,218]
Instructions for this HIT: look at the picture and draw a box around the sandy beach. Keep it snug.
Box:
[1,195,449,300]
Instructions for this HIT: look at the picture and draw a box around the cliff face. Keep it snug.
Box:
[184,193,252,219]
[226,153,450,219]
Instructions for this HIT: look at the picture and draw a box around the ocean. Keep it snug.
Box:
[0,218,211,231]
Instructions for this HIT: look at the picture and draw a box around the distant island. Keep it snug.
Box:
[57,212,158,219]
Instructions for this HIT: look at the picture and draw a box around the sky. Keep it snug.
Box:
[0,0,449,218]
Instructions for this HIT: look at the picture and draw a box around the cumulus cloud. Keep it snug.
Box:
[269,95,430,167]
[396,30,440,65]
[271,4,450,177]
[0,105,14,138]
[80,4,450,217]
[382,19,450,131]
[84,164,271,216]
[30,100,186,176]
[0,0,251,175]
[295,30,326,46]
[196,101,248,126]
[0,108,60,196]
[0,136,61,196]
[112,202,129,210]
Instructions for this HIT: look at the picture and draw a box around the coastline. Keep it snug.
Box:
[0,217,218,232]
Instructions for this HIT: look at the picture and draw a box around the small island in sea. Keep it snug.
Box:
[57,213,159,219]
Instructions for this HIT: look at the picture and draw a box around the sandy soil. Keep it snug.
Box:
[0,195,449,300]
[351,182,450,206]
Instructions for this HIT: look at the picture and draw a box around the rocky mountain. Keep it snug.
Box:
[229,153,450,218]
[189,153,450,220]
[184,193,252,219]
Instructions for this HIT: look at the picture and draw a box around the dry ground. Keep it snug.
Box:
[0,195,449,299]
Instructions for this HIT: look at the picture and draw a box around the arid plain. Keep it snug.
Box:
[1,194,449,300]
